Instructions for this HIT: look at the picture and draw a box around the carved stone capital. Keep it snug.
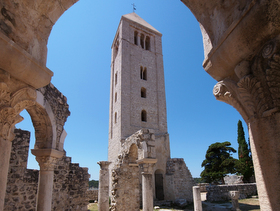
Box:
[138,158,157,174]
[35,156,59,171]
[32,148,64,171]
[213,36,280,122]
[97,161,111,170]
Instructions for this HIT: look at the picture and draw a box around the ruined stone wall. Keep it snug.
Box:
[52,156,90,211]
[165,158,195,203]
[111,163,140,211]
[206,184,257,202]
[4,129,38,211]
[86,189,98,202]
[4,128,90,211]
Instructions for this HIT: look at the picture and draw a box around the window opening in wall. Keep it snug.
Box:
[141,110,147,122]
[140,34,145,49]
[143,68,147,80]
[115,112,117,123]
[140,67,147,80]
[115,92,117,102]
[113,35,119,60]
[145,36,150,50]
[141,87,146,98]
[134,31,138,45]
[115,72,118,85]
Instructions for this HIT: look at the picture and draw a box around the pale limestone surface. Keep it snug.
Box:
[107,13,194,211]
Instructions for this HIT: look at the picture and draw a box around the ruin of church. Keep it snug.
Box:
[106,13,195,210]
[1,1,280,211]
[3,84,90,211]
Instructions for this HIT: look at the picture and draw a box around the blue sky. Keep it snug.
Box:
[17,0,248,180]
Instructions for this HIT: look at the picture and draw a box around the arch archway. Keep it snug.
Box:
[128,143,138,164]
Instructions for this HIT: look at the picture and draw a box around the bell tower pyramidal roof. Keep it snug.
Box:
[121,13,161,35]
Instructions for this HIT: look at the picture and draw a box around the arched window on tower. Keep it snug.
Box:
[113,35,119,60]
[140,67,147,80]
[115,112,117,123]
[141,87,146,98]
[143,67,147,80]
[141,110,147,122]
[115,92,117,102]
[145,36,150,50]
[115,72,118,85]
[134,31,138,45]
[140,33,145,49]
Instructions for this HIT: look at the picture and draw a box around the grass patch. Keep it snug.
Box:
[88,203,98,211]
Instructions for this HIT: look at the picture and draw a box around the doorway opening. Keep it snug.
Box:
[155,169,164,200]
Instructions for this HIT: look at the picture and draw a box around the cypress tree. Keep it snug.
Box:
[236,120,254,182]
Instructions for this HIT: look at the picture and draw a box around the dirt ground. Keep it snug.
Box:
[88,193,260,211]
[153,193,260,211]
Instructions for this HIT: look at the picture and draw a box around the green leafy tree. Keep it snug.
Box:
[236,120,254,182]
[200,142,238,184]
[193,177,205,184]
[89,180,99,189]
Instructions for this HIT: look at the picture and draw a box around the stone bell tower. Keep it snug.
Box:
[108,12,170,164]
[107,13,194,205]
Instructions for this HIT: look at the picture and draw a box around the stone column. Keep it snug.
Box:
[138,158,157,211]
[213,43,280,210]
[0,137,12,211]
[193,186,202,211]
[32,149,64,211]
[97,161,111,211]
[229,191,240,211]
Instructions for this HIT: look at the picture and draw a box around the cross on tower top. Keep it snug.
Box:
[132,3,136,13]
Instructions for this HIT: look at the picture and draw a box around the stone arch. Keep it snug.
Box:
[20,84,70,152]
[26,103,53,149]
[25,91,55,150]
[128,143,138,164]
[0,0,79,64]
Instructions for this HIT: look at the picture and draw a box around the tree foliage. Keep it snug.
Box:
[89,180,99,189]
[236,120,254,182]
[193,177,205,184]
[200,142,238,184]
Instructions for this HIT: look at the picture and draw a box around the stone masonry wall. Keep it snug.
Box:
[4,129,38,211]
[52,156,90,211]
[111,163,140,211]
[206,184,257,202]
[4,129,90,211]
[86,189,98,202]
[165,158,195,203]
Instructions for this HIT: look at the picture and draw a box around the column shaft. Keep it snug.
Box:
[98,161,110,211]
[0,138,12,211]
[142,173,153,211]
[36,170,55,211]
[98,170,110,211]
[248,115,280,210]
[193,186,202,211]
